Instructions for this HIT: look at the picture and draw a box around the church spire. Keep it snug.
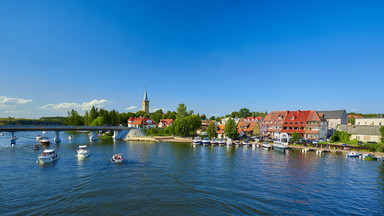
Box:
[143,87,149,102]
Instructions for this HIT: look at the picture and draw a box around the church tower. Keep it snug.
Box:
[142,88,149,113]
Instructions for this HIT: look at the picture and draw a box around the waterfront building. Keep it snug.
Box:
[142,88,149,113]
[158,119,174,128]
[237,118,263,137]
[128,117,157,129]
[338,125,382,143]
[317,110,348,136]
[261,111,288,139]
[217,125,225,138]
[355,117,384,126]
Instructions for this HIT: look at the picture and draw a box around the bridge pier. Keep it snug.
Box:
[89,131,98,141]
[10,132,16,146]
[112,131,119,139]
[54,131,61,143]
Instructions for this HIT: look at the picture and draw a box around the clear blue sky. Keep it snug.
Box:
[0,0,383,118]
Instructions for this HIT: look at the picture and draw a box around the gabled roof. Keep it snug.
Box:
[283,110,310,127]
[262,111,288,125]
[128,117,156,125]
[317,110,346,119]
[159,119,173,126]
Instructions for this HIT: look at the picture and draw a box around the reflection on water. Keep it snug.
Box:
[0,132,383,215]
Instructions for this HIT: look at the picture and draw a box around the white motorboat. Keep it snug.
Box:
[111,154,124,163]
[272,141,289,151]
[242,139,251,147]
[234,140,241,145]
[193,137,202,145]
[218,138,225,145]
[226,138,232,146]
[42,131,48,134]
[37,149,58,164]
[262,142,271,149]
[39,137,50,145]
[36,135,41,141]
[202,137,210,145]
[77,145,89,157]
[0,133,4,136]
[211,137,218,145]
[69,135,74,140]
[346,151,361,158]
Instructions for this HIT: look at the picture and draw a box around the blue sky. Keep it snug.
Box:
[0,0,383,118]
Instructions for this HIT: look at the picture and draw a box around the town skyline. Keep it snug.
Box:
[1,1,383,118]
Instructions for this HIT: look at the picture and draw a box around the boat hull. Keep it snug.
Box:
[37,156,58,164]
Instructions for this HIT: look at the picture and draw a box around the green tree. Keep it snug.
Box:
[176,103,188,120]
[292,132,300,143]
[201,114,207,120]
[136,110,146,117]
[225,118,239,139]
[84,111,89,126]
[185,115,202,135]
[64,109,83,125]
[168,111,176,120]
[348,117,355,125]
[380,126,384,143]
[209,116,215,120]
[231,111,240,118]
[239,108,251,118]
[91,116,105,126]
[207,122,217,138]
[89,106,98,124]
[173,119,190,136]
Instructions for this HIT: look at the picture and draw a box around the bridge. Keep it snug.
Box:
[0,125,141,145]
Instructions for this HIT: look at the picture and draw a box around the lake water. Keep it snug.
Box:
[0,131,383,215]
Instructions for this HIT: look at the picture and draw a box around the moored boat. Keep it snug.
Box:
[111,154,124,163]
[193,136,202,145]
[37,149,58,164]
[234,140,241,146]
[202,137,210,145]
[242,139,251,147]
[42,131,48,134]
[272,141,289,151]
[218,138,225,145]
[39,137,50,145]
[262,142,271,149]
[77,145,89,157]
[211,137,218,145]
[302,148,310,153]
[0,133,4,136]
[69,135,74,140]
[226,138,232,146]
[346,151,362,158]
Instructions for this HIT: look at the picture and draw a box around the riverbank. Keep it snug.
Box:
[288,145,384,157]
[124,135,192,143]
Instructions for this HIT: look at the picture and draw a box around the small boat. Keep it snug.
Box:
[262,142,271,149]
[32,144,39,151]
[77,145,89,157]
[272,141,289,151]
[39,137,50,145]
[242,139,251,147]
[37,149,58,164]
[36,135,41,141]
[211,137,218,145]
[42,131,48,134]
[111,154,124,163]
[202,137,210,145]
[0,133,4,136]
[346,151,362,158]
[68,135,74,140]
[218,138,225,145]
[234,141,241,146]
[226,138,232,146]
[193,137,202,145]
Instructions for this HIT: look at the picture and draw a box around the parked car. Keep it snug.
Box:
[307,140,312,144]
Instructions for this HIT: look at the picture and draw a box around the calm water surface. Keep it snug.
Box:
[0,131,383,215]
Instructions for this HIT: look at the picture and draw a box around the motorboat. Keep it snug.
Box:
[242,139,251,147]
[226,138,232,146]
[193,137,202,145]
[346,151,362,158]
[32,144,39,151]
[211,137,218,145]
[111,154,124,163]
[0,133,4,136]
[77,145,89,157]
[42,131,48,134]
[36,135,41,141]
[202,137,210,145]
[218,138,225,145]
[39,137,50,145]
[37,149,58,164]
[272,141,289,151]
[69,135,74,140]
[234,140,241,146]
[252,141,259,148]
[262,142,271,149]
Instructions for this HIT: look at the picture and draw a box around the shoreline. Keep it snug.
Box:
[288,145,384,157]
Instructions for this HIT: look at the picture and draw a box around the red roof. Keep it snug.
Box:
[262,111,287,125]
[158,119,173,127]
[245,117,262,122]
[128,117,157,125]
[283,110,310,127]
